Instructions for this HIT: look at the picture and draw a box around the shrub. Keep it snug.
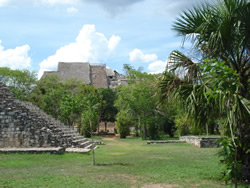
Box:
[116,111,131,138]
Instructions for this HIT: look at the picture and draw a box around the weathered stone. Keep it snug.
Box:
[147,140,186,144]
[0,82,98,152]
[179,136,220,148]
[42,62,128,89]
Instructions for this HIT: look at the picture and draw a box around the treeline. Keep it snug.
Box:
[0,65,229,140]
[0,66,179,139]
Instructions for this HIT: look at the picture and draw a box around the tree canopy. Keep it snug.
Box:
[0,67,37,100]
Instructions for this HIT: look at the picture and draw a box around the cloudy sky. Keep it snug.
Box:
[0,0,208,78]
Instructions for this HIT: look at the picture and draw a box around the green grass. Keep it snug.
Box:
[0,136,246,188]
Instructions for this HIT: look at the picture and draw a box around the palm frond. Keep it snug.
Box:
[168,50,201,83]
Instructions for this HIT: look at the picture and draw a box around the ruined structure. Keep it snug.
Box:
[0,82,97,153]
[179,136,220,148]
[43,62,128,89]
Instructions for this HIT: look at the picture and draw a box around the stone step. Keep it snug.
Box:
[79,141,92,148]
[72,136,84,140]
[72,138,88,145]
[54,127,73,132]
[62,131,77,135]
[1,89,94,152]
[62,133,78,137]
[65,147,90,153]
[85,143,98,150]
[0,147,64,154]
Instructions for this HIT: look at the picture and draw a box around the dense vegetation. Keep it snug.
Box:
[158,0,250,184]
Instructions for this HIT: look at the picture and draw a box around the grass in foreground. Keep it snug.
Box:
[0,136,246,188]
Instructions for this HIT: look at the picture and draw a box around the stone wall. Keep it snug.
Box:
[43,62,91,84]
[90,65,108,88]
[0,82,94,150]
[42,62,128,89]
[180,136,219,148]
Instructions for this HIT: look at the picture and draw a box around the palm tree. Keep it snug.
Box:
[158,0,250,184]
[172,0,249,97]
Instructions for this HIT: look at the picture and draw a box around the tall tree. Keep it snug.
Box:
[97,88,117,132]
[159,0,250,184]
[172,0,249,97]
[0,67,37,100]
[115,66,163,139]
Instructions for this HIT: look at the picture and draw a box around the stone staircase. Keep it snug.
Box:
[0,82,99,153]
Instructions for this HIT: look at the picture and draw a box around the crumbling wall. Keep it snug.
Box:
[42,62,127,89]
[180,136,219,148]
[0,82,93,149]
[0,82,50,147]
[90,65,108,88]
[57,62,91,84]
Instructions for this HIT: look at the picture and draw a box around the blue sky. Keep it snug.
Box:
[0,0,208,78]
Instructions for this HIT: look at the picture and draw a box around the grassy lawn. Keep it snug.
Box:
[0,136,245,188]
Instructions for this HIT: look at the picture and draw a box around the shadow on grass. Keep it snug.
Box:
[96,162,130,166]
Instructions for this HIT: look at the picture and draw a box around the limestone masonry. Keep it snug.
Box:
[0,82,97,153]
[43,62,128,88]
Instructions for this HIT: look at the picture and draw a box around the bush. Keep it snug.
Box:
[116,112,131,138]
[175,116,191,136]
[218,138,242,184]
[159,115,176,137]
[146,117,160,140]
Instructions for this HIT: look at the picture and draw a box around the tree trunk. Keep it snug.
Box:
[206,123,208,136]
[143,124,147,140]
[104,121,107,132]
[89,120,95,166]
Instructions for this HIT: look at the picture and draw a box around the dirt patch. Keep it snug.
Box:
[101,136,118,141]
[141,183,179,188]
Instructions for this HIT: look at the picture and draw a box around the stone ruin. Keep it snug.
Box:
[0,82,98,154]
[179,136,220,148]
[43,62,129,89]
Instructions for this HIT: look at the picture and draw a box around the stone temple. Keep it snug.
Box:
[43,62,128,89]
[0,82,100,154]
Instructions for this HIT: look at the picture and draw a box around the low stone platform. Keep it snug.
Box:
[65,147,90,153]
[0,147,64,154]
[180,136,220,148]
[147,140,186,144]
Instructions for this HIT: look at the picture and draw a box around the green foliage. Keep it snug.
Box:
[218,138,242,184]
[59,95,84,127]
[80,95,100,137]
[98,88,117,123]
[175,115,191,136]
[0,67,37,100]
[29,74,63,118]
[158,57,250,182]
[30,74,101,130]
[115,66,163,139]
[162,0,250,182]
[145,117,160,140]
[116,111,131,138]
[173,0,249,97]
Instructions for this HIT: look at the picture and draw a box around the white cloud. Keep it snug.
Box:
[108,35,121,50]
[0,40,31,70]
[0,0,8,7]
[129,49,157,63]
[147,59,169,74]
[66,6,78,13]
[38,24,121,78]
